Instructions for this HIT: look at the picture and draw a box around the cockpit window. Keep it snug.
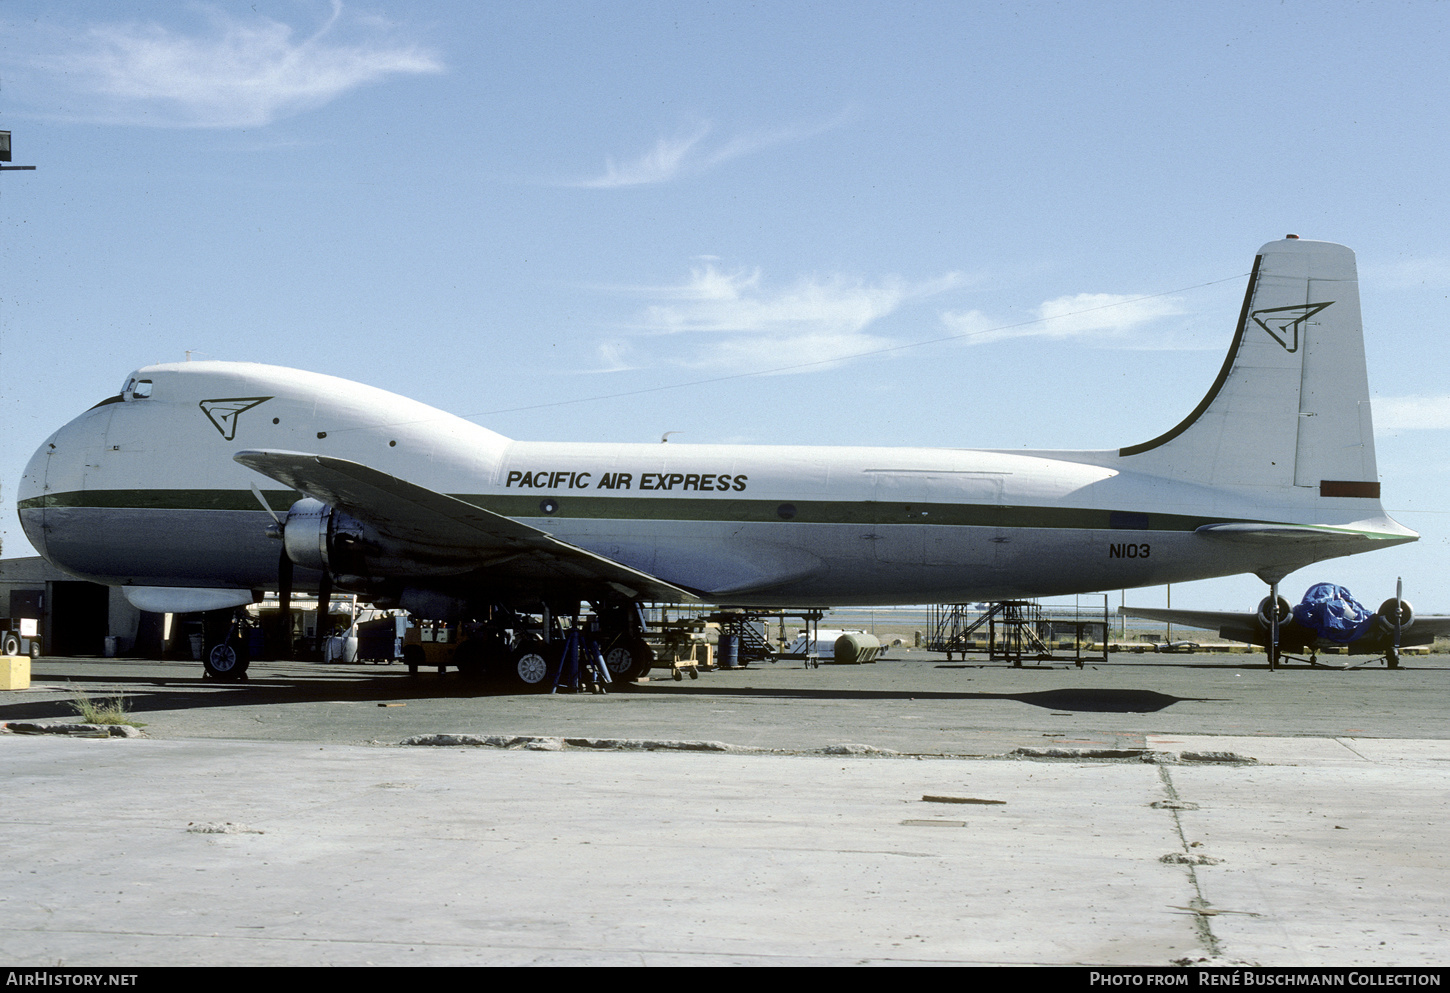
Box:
[92,374,156,409]
[118,377,153,401]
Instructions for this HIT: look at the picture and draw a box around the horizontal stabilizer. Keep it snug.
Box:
[1194,522,1411,548]
[234,450,699,603]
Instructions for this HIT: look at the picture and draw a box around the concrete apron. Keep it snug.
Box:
[1,734,1446,967]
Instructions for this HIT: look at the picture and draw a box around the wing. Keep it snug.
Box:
[1403,616,1450,638]
[1118,606,1258,635]
[234,450,700,604]
[1124,605,1450,647]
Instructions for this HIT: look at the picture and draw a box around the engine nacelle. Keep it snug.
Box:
[1256,595,1290,629]
[281,497,377,581]
[281,498,479,590]
[281,498,332,574]
[1376,598,1414,633]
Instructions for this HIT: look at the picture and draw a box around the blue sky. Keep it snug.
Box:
[3,0,1450,616]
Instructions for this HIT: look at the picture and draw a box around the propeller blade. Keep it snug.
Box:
[276,550,294,660]
[278,549,294,602]
[1395,576,1403,650]
[249,483,285,527]
[1268,580,1280,671]
[315,571,333,659]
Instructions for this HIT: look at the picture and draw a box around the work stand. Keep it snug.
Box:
[551,624,613,694]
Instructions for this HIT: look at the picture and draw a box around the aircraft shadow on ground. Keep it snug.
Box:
[633,684,1211,713]
[0,665,1214,719]
[0,666,509,721]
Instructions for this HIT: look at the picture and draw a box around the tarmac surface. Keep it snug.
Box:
[2,649,1449,967]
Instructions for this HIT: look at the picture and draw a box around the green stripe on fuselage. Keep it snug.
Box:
[20,489,305,512]
[20,487,1267,532]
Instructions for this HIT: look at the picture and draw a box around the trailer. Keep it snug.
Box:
[0,617,42,658]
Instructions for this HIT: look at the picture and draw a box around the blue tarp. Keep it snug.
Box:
[1291,583,1376,643]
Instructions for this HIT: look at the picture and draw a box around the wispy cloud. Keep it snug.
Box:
[604,265,966,373]
[574,123,713,188]
[568,112,848,188]
[1374,395,1450,431]
[35,1,441,128]
[591,340,639,374]
[941,292,1189,347]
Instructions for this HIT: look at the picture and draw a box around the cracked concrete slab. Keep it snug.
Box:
[2,652,1447,966]
[1,734,1447,966]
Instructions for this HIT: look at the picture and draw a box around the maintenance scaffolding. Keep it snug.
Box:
[926,596,1109,667]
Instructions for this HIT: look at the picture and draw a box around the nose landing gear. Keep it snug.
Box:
[201,609,250,682]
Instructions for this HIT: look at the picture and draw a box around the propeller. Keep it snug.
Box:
[250,484,296,660]
[316,570,332,660]
[1395,576,1403,653]
[1269,580,1280,671]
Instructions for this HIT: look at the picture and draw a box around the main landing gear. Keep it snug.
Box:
[596,603,655,683]
[486,601,653,692]
[508,639,554,690]
[505,611,640,694]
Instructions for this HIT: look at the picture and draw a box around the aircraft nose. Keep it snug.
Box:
[17,402,114,561]
[18,434,58,558]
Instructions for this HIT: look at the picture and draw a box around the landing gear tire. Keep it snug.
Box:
[604,645,632,681]
[510,645,553,691]
[603,638,654,682]
[402,644,425,675]
[203,639,249,681]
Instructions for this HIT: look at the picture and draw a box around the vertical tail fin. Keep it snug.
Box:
[1119,237,1377,499]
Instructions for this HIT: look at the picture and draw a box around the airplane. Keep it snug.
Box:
[16,236,1417,684]
[1120,580,1450,668]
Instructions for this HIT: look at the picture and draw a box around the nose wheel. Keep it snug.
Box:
[203,639,249,681]
[201,609,250,681]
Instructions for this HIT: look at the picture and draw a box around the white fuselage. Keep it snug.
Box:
[17,361,1409,607]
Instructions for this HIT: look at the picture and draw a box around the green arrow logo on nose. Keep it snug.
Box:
[199,397,272,441]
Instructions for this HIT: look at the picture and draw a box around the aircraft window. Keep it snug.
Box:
[120,377,153,401]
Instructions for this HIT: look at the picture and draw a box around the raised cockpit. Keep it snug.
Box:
[121,375,153,399]
[89,374,155,410]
